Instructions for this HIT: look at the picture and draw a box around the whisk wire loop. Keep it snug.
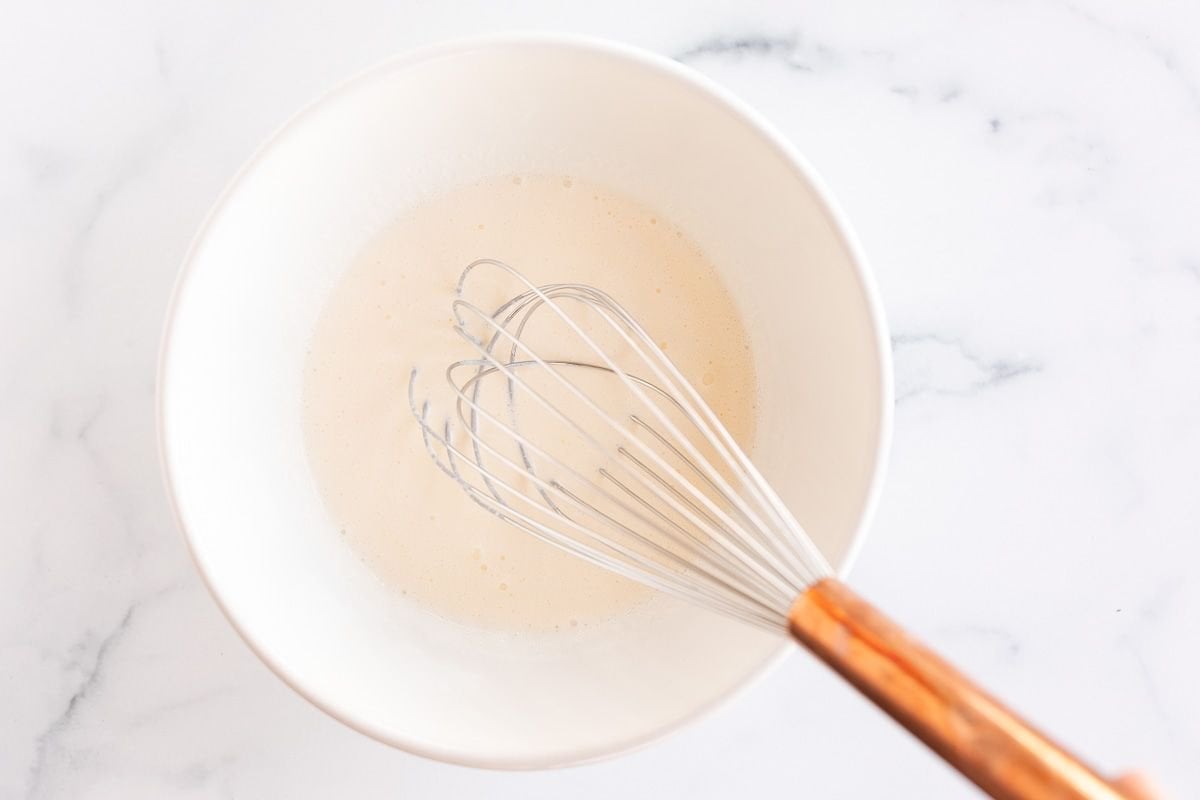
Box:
[410,259,834,630]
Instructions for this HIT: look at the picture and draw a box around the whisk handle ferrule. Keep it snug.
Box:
[788,578,1139,800]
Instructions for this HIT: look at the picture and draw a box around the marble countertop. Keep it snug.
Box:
[3,1,1199,797]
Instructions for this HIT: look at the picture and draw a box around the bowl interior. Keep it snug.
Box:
[160,37,887,767]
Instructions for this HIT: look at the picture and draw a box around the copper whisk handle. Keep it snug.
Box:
[789,579,1141,800]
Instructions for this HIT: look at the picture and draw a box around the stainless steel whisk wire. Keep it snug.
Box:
[446,268,811,614]
[409,259,832,633]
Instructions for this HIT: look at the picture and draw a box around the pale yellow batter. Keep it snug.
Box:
[303,174,758,631]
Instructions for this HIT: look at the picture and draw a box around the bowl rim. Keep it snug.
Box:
[156,31,894,770]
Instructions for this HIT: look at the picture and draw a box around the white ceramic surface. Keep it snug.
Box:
[158,36,890,768]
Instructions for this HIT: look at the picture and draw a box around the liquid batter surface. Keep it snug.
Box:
[303,175,758,631]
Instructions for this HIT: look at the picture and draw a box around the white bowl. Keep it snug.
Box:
[158,33,892,769]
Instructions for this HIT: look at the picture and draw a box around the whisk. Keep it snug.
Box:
[410,258,1141,800]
